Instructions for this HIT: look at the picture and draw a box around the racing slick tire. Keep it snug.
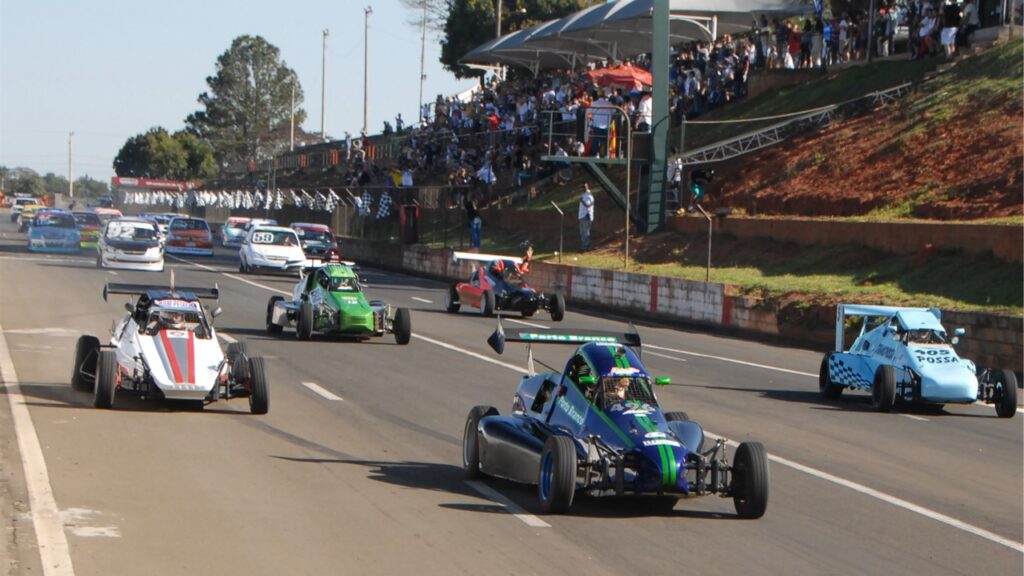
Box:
[445,285,460,313]
[872,365,897,413]
[462,405,499,479]
[819,353,843,399]
[480,290,495,317]
[239,256,248,274]
[95,254,103,269]
[296,300,314,340]
[549,293,566,322]
[393,308,412,345]
[247,356,270,415]
[664,411,690,421]
[538,435,577,514]
[71,335,100,392]
[266,296,284,334]
[227,342,251,383]
[93,349,118,409]
[992,369,1018,419]
[731,441,769,519]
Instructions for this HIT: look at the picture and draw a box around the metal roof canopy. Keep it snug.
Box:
[459,0,810,72]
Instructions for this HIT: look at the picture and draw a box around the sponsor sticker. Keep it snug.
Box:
[154,299,200,310]
[557,396,586,427]
[643,439,681,448]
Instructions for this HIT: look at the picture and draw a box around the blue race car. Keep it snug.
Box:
[462,323,769,517]
[27,210,81,253]
[820,304,1017,418]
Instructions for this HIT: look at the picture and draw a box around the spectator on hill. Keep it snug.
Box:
[960,0,981,47]
[941,0,962,57]
[578,182,595,251]
[465,193,482,250]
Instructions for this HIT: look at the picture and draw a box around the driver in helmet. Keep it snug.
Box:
[160,310,186,330]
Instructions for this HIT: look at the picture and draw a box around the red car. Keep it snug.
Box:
[445,251,565,320]
[165,217,214,256]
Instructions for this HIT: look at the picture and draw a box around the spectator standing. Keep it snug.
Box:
[578,182,595,251]
[941,0,961,57]
[475,162,497,202]
[961,0,981,47]
[588,92,613,157]
[636,89,653,132]
[465,193,482,250]
[667,155,684,212]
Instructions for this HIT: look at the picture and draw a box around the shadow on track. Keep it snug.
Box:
[9,382,253,415]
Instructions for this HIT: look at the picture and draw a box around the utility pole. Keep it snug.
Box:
[496,0,503,37]
[321,28,329,141]
[290,80,296,151]
[418,0,427,123]
[363,6,373,135]
[68,131,74,198]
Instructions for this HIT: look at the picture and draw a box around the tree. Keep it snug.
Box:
[185,35,306,171]
[7,167,44,197]
[113,127,215,180]
[73,175,110,198]
[439,0,586,77]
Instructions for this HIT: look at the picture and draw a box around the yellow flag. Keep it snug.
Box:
[608,120,618,158]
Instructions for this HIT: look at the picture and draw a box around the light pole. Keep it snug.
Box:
[418,0,427,125]
[321,29,329,140]
[550,201,563,264]
[363,5,373,136]
[496,0,503,37]
[290,78,296,151]
[67,131,74,198]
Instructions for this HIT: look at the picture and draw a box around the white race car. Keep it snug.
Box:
[238,225,307,275]
[96,217,165,272]
[820,304,1017,418]
[70,280,269,413]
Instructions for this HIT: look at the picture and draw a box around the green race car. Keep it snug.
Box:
[266,263,411,344]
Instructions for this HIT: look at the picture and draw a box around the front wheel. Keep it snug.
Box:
[819,353,843,399]
[731,441,769,519]
[71,335,100,391]
[462,405,498,479]
[296,300,313,340]
[538,435,577,514]
[445,285,461,313]
[549,292,565,322]
[227,342,250,382]
[393,308,411,345]
[992,369,1018,418]
[94,350,118,409]
[872,365,897,412]
[248,356,270,415]
[480,291,495,317]
[266,296,284,334]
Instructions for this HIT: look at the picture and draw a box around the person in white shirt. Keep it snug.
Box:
[636,90,653,132]
[588,95,614,157]
[578,182,595,251]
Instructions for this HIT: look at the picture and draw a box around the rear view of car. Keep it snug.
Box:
[165,217,214,256]
[92,207,123,224]
[27,211,81,253]
[221,216,251,247]
[239,226,306,275]
[290,222,338,258]
[72,211,102,248]
[97,218,164,271]
[16,204,45,231]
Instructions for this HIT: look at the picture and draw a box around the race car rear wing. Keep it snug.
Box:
[452,251,523,265]
[103,282,220,302]
[487,318,641,375]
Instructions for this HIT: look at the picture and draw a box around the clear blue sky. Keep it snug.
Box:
[0,0,480,183]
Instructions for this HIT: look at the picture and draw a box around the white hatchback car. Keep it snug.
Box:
[238,226,307,275]
[96,218,165,272]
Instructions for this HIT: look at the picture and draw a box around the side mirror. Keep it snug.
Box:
[210,307,222,318]
[124,302,133,313]
[578,375,597,387]
[950,337,959,345]
[954,328,966,337]
[654,376,671,386]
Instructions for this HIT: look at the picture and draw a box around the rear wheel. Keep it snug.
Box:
[248,356,269,415]
[480,291,495,317]
[872,365,897,412]
[538,435,577,514]
[819,353,843,399]
[393,308,411,345]
[71,335,100,391]
[549,293,565,322]
[296,300,313,340]
[993,369,1018,418]
[731,441,769,519]
[462,405,498,479]
[266,296,284,334]
[445,286,461,313]
[93,350,117,409]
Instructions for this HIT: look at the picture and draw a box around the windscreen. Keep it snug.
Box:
[33,213,76,228]
[296,228,333,243]
[170,219,210,232]
[73,212,102,226]
[251,229,299,246]
[105,221,158,240]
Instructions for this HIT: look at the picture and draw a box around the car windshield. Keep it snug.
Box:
[329,276,358,291]
[170,219,209,232]
[906,328,947,345]
[143,306,210,338]
[73,212,101,226]
[251,230,298,246]
[33,213,76,228]
[106,221,158,240]
[593,375,658,409]
[228,220,249,230]
[296,229,333,243]
[95,210,122,223]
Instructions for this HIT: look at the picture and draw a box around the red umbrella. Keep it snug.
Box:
[585,63,652,90]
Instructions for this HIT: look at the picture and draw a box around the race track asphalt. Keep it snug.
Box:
[0,214,1021,576]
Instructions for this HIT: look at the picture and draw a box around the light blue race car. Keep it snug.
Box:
[819,304,1017,418]
[27,210,81,254]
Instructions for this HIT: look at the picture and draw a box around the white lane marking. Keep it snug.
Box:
[645,343,817,378]
[0,321,76,574]
[902,414,930,422]
[645,351,688,363]
[465,481,551,528]
[505,318,550,330]
[217,332,238,344]
[411,297,433,304]
[411,334,527,374]
[704,432,1023,554]
[106,271,118,275]
[59,508,120,539]
[171,253,1021,548]
[3,328,80,337]
[302,381,344,401]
